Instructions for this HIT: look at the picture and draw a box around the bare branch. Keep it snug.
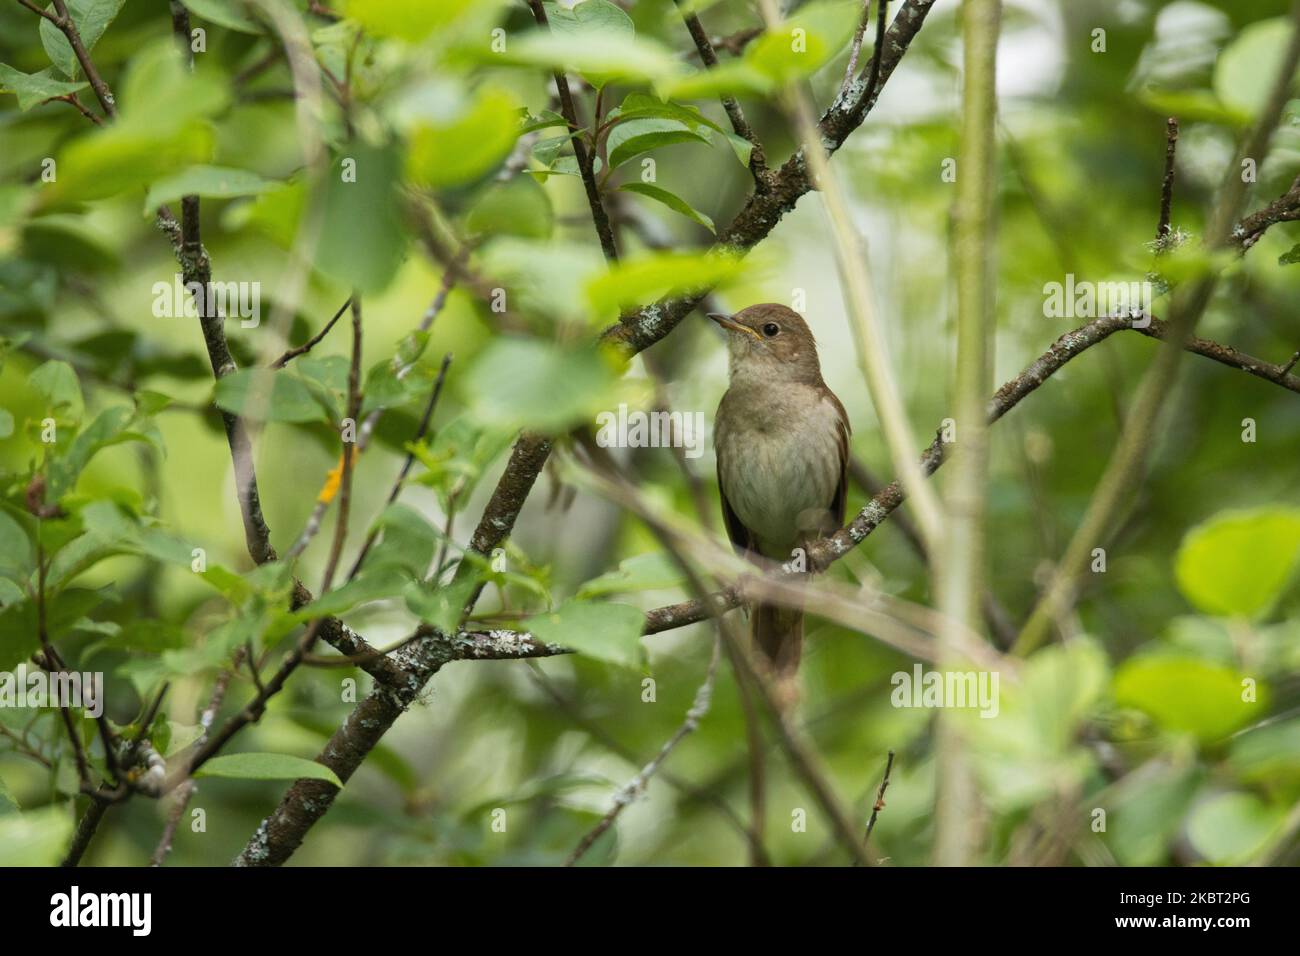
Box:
[861,749,895,847]
[1156,116,1179,243]
[269,295,353,368]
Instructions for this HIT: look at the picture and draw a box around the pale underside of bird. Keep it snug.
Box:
[710,303,849,680]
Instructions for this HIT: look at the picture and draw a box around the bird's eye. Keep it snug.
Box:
[761,322,780,337]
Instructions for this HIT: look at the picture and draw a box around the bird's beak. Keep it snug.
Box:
[707,312,762,341]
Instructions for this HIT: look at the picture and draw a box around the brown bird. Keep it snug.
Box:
[710,304,850,681]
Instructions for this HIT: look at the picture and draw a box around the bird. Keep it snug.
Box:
[710,303,850,684]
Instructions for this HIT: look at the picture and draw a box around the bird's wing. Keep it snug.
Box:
[717,462,758,556]
[825,389,851,528]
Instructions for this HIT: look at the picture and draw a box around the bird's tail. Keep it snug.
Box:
[752,602,803,679]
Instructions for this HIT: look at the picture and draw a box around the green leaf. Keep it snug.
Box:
[0,589,106,672]
[408,416,514,511]
[724,132,754,168]
[226,178,304,248]
[606,117,711,170]
[1102,763,1201,866]
[39,0,125,80]
[544,0,632,41]
[0,509,33,584]
[362,503,439,579]
[342,0,476,43]
[1137,87,1249,128]
[1174,507,1300,618]
[1114,657,1264,743]
[184,0,263,34]
[212,368,328,424]
[48,405,157,498]
[660,60,775,100]
[619,182,715,232]
[315,144,408,294]
[746,1,861,84]
[0,63,88,111]
[0,774,17,812]
[30,359,84,422]
[610,93,726,135]
[1187,791,1284,864]
[406,86,520,189]
[577,552,686,599]
[39,42,229,207]
[405,576,477,634]
[194,752,343,788]
[143,165,275,215]
[1215,17,1299,119]
[465,339,620,433]
[0,805,75,866]
[1228,718,1300,788]
[279,572,408,626]
[584,249,746,318]
[494,30,681,87]
[524,600,645,668]
[519,108,569,134]
[531,0,653,89]
[0,408,13,439]
[1279,243,1300,266]
[466,176,554,240]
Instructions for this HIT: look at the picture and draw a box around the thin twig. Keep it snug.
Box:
[524,0,619,261]
[843,0,872,91]
[51,91,105,125]
[862,749,895,846]
[269,295,353,368]
[1156,116,1179,244]
[47,0,116,117]
[672,0,769,185]
[860,0,889,104]
[565,635,722,866]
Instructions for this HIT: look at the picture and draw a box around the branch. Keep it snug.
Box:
[1016,6,1300,654]
[151,661,237,866]
[61,798,108,867]
[672,0,769,186]
[233,626,565,866]
[643,313,1300,632]
[182,300,365,779]
[934,0,1001,868]
[1156,116,1179,244]
[462,0,941,584]
[269,295,352,368]
[228,303,1298,865]
[1234,172,1300,251]
[525,0,619,262]
[862,749,896,847]
[47,0,116,118]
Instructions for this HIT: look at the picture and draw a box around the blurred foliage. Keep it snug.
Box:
[0,0,1298,868]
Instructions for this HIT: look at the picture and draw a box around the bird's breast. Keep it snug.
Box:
[716,384,844,559]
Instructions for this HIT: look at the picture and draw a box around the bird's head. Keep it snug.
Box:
[708,303,823,384]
